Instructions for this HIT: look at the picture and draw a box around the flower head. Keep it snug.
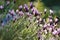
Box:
[19,11,24,16]
[52,30,58,35]
[16,9,19,13]
[57,28,60,33]
[0,5,4,9]
[44,8,47,12]
[6,1,10,5]
[50,9,54,14]
[19,5,23,9]
[30,2,34,9]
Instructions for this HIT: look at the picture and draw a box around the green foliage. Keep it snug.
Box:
[41,0,60,6]
[0,15,38,40]
[13,0,29,10]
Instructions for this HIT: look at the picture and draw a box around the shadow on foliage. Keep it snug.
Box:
[29,0,37,2]
[40,0,60,17]
[41,0,60,7]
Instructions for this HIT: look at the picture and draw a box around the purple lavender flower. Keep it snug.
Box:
[0,5,4,9]
[52,30,58,35]
[50,25,55,29]
[19,5,23,11]
[33,9,39,16]
[37,29,43,40]
[57,28,60,33]
[31,7,34,12]
[48,27,53,33]
[19,5,22,9]
[49,19,53,23]
[30,2,34,9]
[12,16,16,22]
[43,23,47,28]
[24,4,28,8]
[10,9,16,16]
[25,12,31,17]
[31,7,37,14]
[30,2,33,6]
[9,9,16,17]
[24,4,29,12]
[19,11,24,16]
